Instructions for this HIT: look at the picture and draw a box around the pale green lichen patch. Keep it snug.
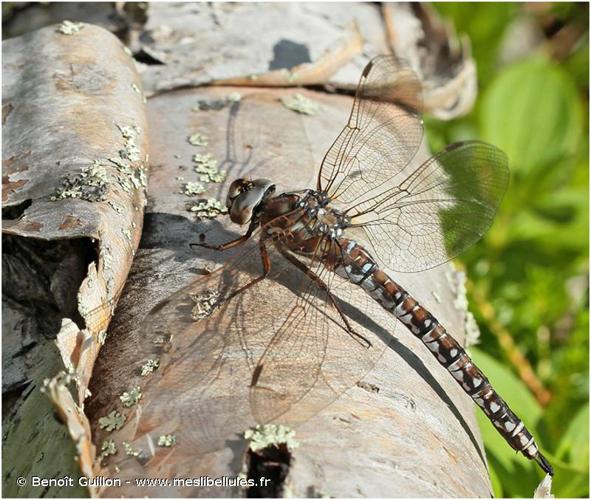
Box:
[117,124,139,141]
[192,153,226,183]
[122,441,142,457]
[99,439,117,460]
[102,245,113,270]
[188,133,208,147]
[78,298,91,318]
[64,359,76,375]
[152,335,167,345]
[52,123,146,203]
[227,92,242,103]
[106,276,115,298]
[97,329,107,345]
[190,290,220,320]
[201,170,226,183]
[189,198,227,219]
[280,93,320,116]
[50,160,109,202]
[464,311,481,349]
[119,386,142,407]
[99,410,125,432]
[192,153,216,169]
[57,20,84,35]
[109,156,147,193]
[116,124,142,163]
[41,371,76,395]
[157,434,177,447]
[244,424,299,452]
[140,359,160,376]
[107,200,123,213]
[184,181,206,196]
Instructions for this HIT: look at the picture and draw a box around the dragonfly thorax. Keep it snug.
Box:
[299,190,350,240]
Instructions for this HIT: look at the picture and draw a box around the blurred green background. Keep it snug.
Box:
[429,3,589,497]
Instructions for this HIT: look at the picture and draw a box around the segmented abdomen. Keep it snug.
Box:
[334,238,551,474]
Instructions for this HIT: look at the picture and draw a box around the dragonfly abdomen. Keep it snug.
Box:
[335,238,552,475]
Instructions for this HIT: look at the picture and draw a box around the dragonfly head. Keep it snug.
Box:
[226,178,276,225]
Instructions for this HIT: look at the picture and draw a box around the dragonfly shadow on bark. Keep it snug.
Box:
[136,206,488,470]
[318,286,488,469]
[194,232,489,470]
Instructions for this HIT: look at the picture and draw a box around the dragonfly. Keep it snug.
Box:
[139,55,552,477]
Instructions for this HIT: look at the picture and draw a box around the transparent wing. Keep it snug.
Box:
[129,221,391,461]
[250,235,390,425]
[248,243,333,424]
[220,93,317,193]
[348,141,509,272]
[136,226,284,456]
[318,55,424,204]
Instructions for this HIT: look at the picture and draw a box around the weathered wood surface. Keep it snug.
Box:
[86,87,491,497]
[2,3,476,119]
[2,23,147,497]
[133,2,476,120]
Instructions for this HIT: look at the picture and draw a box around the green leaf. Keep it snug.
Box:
[487,457,503,497]
[555,403,589,469]
[480,56,582,175]
[472,349,589,497]
[471,348,543,427]
[546,454,590,498]
[479,414,543,497]
[506,210,587,251]
[470,349,545,495]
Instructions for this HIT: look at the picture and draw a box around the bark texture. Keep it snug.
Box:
[2,23,147,497]
[87,88,491,497]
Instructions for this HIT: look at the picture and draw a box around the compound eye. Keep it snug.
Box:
[228,179,244,198]
[226,179,248,208]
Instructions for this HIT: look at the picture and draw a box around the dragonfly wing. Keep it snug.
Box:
[248,250,333,424]
[137,228,294,455]
[250,237,390,425]
[317,55,424,205]
[348,141,509,272]
[223,93,317,192]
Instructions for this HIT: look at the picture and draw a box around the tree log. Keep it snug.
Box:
[2,23,147,497]
[87,87,491,497]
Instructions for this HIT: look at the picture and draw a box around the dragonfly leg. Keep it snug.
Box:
[223,239,271,302]
[278,248,372,349]
[190,222,257,251]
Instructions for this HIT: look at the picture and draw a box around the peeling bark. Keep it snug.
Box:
[3,3,477,119]
[2,23,147,497]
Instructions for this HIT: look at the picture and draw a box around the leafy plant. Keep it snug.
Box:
[431,4,588,497]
